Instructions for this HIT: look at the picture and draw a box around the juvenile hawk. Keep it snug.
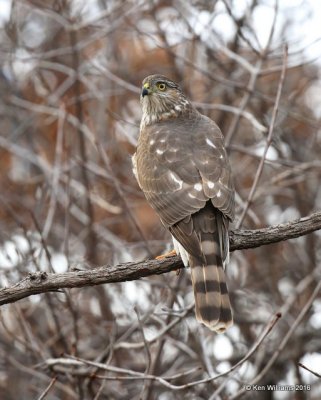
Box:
[132,75,234,333]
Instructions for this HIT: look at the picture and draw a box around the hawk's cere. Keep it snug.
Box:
[132,75,235,333]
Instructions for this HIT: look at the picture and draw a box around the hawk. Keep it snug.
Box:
[132,75,235,333]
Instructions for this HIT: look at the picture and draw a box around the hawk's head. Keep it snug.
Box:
[140,75,192,127]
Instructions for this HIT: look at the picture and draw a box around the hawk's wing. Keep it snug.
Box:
[134,113,234,260]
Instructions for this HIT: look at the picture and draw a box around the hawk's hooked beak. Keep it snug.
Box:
[142,88,149,97]
[141,83,150,97]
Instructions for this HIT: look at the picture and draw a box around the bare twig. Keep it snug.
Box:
[41,313,279,391]
[237,45,288,228]
[230,280,321,399]
[298,363,321,379]
[209,313,281,399]
[37,376,57,400]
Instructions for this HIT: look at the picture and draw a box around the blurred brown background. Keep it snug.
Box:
[0,0,321,399]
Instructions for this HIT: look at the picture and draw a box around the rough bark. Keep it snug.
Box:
[0,211,320,306]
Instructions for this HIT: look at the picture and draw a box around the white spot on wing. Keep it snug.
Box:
[156,149,164,155]
[207,181,215,189]
[169,172,183,189]
[150,139,155,145]
[206,138,216,148]
[217,190,221,197]
[194,183,202,191]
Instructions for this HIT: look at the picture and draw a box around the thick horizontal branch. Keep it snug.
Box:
[229,210,321,250]
[0,211,320,306]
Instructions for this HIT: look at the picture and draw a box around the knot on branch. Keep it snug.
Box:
[28,271,48,282]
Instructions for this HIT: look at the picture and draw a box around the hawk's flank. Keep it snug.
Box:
[132,75,235,333]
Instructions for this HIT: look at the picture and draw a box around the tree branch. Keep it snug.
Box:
[229,211,321,250]
[1,211,320,306]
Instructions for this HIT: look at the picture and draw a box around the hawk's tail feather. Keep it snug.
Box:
[189,232,233,333]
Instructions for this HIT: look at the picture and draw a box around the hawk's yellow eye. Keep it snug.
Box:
[157,83,166,91]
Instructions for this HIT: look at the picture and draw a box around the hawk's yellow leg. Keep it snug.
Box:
[155,249,177,260]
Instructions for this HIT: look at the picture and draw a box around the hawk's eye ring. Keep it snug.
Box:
[157,83,166,91]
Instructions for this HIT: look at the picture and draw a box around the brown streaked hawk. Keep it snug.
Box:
[132,75,235,333]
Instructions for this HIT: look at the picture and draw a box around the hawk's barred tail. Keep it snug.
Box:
[189,231,233,333]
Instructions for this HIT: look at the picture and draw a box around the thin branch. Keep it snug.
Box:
[230,280,321,399]
[37,376,57,400]
[237,44,288,228]
[0,211,320,306]
[40,313,279,391]
[209,313,281,399]
[193,102,267,134]
[224,58,263,146]
[298,363,321,379]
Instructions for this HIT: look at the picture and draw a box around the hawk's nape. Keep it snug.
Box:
[133,74,234,333]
